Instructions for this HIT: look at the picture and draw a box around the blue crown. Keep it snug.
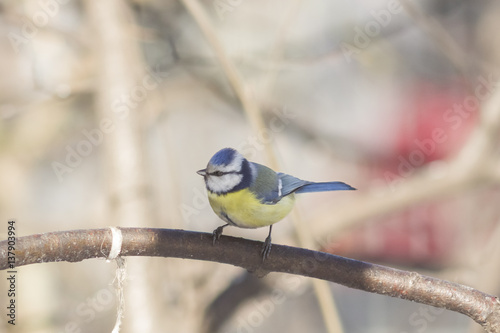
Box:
[209,148,238,166]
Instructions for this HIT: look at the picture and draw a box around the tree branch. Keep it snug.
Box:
[1,228,499,332]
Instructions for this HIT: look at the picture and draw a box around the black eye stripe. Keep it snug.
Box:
[209,171,239,176]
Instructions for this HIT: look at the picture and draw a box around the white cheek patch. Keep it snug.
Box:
[206,173,243,193]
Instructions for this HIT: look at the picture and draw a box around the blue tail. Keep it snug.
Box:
[295,181,356,193]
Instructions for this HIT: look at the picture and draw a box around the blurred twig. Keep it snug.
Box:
[313,68,500,241]
[1,228,500,332]
[180,1,345,332]
[400,0,471,80]
[85,0,155,331]
[260,0,344,331]
[180,0,277,167]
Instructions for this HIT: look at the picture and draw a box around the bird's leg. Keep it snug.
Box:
[261,225,273,261]
[212,223,229,245]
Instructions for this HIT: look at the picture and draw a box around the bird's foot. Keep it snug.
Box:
[261,235,272,261]
[212,224,228,245]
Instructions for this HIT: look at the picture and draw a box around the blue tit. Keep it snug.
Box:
[197,148,356,260]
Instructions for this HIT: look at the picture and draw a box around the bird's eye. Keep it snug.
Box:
[211,171,224,177]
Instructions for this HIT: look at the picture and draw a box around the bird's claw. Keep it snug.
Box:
[261,236,272,261]
[212,226,225,245]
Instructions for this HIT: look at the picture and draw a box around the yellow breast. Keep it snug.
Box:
[207,189,295,228]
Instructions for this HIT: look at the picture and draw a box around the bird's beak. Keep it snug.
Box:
[197,169,206,176]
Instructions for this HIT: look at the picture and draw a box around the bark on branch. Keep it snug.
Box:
[1,228,499,332]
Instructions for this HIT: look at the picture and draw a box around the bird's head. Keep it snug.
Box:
[197,148,253,194]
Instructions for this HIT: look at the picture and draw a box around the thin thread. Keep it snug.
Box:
[111,256,126,333]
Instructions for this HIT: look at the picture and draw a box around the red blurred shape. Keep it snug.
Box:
[330,79,479,267]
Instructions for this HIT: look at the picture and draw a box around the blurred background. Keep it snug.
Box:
[1,0,500,332]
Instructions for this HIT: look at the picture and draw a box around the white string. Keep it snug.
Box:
[105,227,126,333]
[111,256,126,333]
[107,227,123,261]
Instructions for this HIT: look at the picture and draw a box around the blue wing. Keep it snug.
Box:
[249,163,356,204]
[249,163,282,204]
[294,181,356,193]
[278,173,355,196]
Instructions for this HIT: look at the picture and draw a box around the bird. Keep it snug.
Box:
[197,148,356,260]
